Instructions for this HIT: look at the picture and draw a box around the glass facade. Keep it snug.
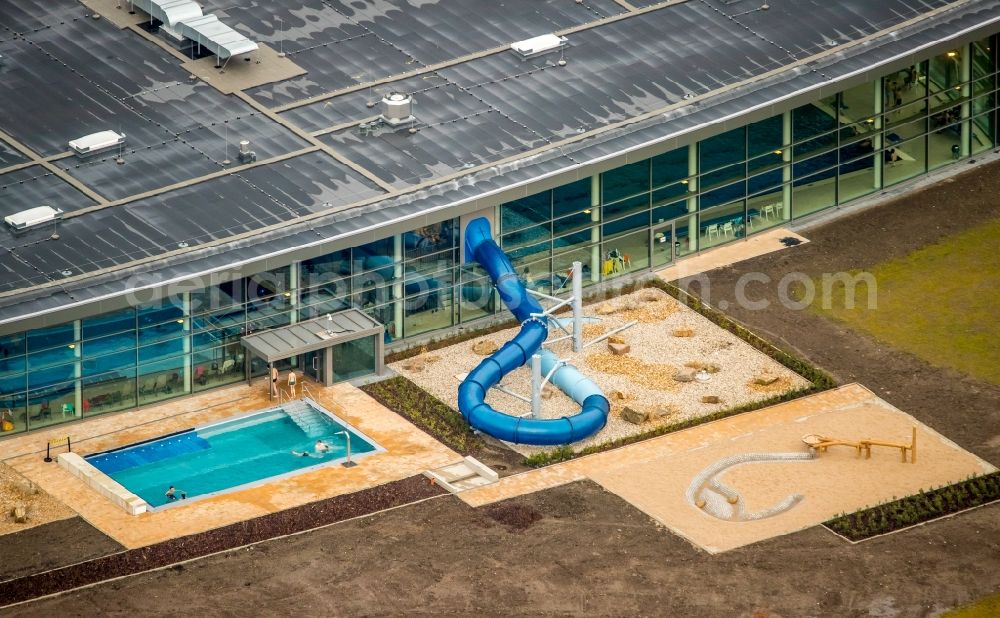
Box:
[1,37,996,436]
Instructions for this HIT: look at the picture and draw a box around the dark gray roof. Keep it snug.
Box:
[0,0,997,329]
[241,309,382,363]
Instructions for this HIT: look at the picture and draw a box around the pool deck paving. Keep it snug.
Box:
[1,380,459,549]
[657,227,809,283]
[459,383,995,553]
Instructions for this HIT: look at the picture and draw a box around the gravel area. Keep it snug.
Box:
[391,287,809,456]
[0,461,75,536]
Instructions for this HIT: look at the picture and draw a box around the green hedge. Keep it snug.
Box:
[824,472,1000,541]
[360,376,484,455]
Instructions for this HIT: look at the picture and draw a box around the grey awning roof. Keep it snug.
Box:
[240,309,382,363]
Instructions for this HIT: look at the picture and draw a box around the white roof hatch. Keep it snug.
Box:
[4,205,64,232]
[510,33,568,59]
[68,130,126,156]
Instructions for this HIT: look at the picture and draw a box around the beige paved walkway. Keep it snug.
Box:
[657,227,809,282]
[460,384,995,553]
[2,380,459,548]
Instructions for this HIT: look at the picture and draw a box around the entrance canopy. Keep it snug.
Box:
[241,309,382,364]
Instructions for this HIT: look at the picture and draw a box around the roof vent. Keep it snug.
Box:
[510,33,567,59]
[68,130,126,158]
[238,139,257,164]
[379,92,416,127]
[4,205,64,233]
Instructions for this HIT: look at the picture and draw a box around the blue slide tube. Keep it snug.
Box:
[457,218,609,445]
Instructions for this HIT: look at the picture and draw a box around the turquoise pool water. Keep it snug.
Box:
[85,401,380,508]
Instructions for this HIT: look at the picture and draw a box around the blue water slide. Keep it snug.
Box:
[457,218,609,445]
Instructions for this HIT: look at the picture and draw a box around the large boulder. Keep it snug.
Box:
[12,505,28,524]
[673,368,697,383]
[639,289,662,302]
[648,404,677,420]
[401,357,425,372]
[472,340,500,355]
[607,342,631,356]
[621,406,649,425]
[608,389,630,402]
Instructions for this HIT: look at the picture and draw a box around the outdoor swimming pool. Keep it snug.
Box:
[85,399,382,508]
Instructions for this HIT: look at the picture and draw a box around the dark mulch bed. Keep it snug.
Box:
[361,376,484,455]
[0,475,443,607]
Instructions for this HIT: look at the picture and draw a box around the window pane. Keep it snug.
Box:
[793,169,836,217]
[652,197,687,224]
[651,146,689,188]
[27,323,74,353]
[929,102,963,170]
[332,337,376,383]
[193,347,243,392]
[928,49,963,95]
[552,179,591,218]
[700,180,745,211]
[501,224,551,252]
[793,104,838,161]
[602,230,647,280]
[0,332,26,363]
[0,371,26,434]
[602,209,648,237]
[840,81,877,131]
[838,135,878,203]
[748,115,784,158]
[501,190,550,233]
[460,265,494,323]
[700,127,746,173]
[82,308,135,340]
[793,97,837,142]
[28,379,76,431]
[884,137,927,186]
[602,159,650,204]
[405,219,455,259]
[700,201,746,249]
[603,193,649,223]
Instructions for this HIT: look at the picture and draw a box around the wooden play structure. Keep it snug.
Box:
[802,426,917,463]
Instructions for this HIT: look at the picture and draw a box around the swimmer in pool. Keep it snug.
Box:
[292,440,332,458]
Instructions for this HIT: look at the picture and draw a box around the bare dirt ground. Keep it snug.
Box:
[6,161,1000,615]
[12,480,1000,617]
[675,159,1000,468]
[0,517,122,583]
